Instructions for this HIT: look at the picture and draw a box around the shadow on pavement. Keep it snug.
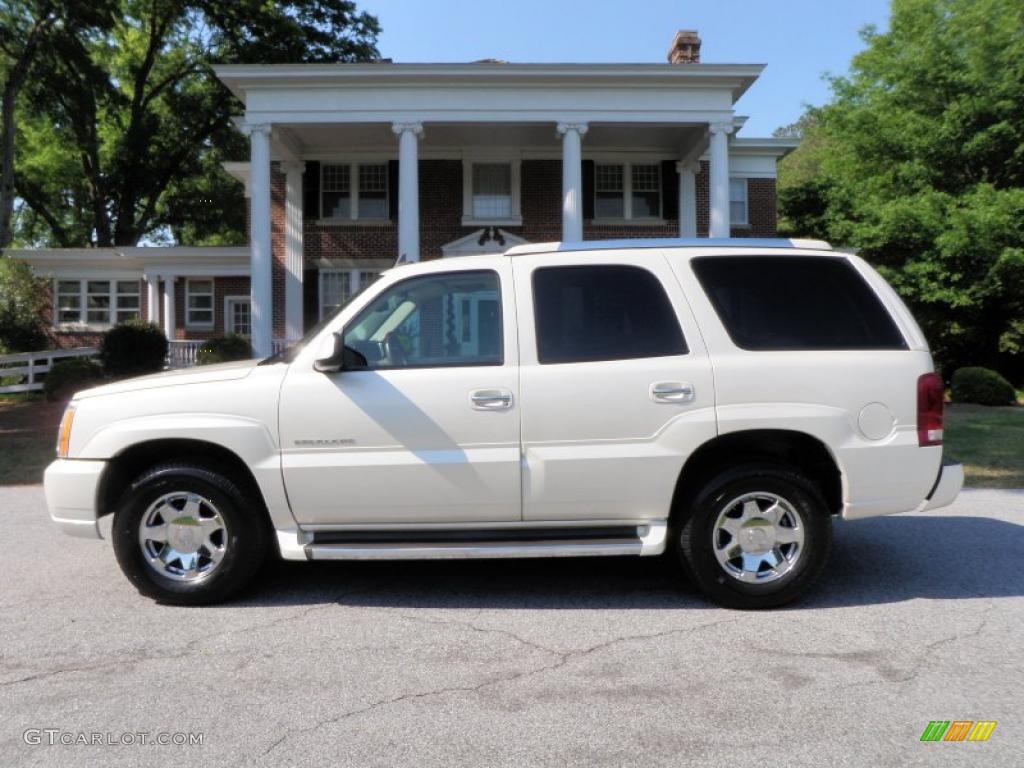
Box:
[238,514,1024,610]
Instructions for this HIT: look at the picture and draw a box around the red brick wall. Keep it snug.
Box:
[277,157,780,323]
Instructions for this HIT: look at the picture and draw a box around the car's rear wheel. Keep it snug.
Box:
[112,462,269,605]
[675,463,832,609]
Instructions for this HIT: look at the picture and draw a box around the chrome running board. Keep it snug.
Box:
[299,522,667,561]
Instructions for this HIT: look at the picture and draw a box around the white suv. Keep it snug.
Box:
[44,239,963,608]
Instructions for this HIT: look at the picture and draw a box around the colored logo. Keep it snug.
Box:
[920,721,997,742]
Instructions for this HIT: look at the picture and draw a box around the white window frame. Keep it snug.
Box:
[318,268,382,320]
[52,278,141,329]
[185,278,215,329]
[461,158,522,226]
[730,177,750,226]
[320,161,389,223]
[223,295,251,337]
[591,160,663,222]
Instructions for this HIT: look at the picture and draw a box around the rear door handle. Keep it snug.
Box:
[650,381,695,403]
[470,389,513,410]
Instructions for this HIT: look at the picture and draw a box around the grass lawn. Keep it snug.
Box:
[1,394,1022,489]
[0,395,64,485]
[944,403,1024,489]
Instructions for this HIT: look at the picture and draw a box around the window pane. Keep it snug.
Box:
[320,270,352,316]
[631,164,661,218]
[188,295,213,309]
[729,178,748,224]
[357,164,387,219]
[358,270,380,291]
[472,163,512,219]
[230,301,251,337]
[116,310,140,323]
[117,280,139,295]
[323,191,350,219]
[58,281,79,294]
[189,280,213,294]
[343,271,502,369]
[595,165,624,218]
[691,256,907,350]
[533,266,687,364]
[86,279,111,325]
[322,165,351,219]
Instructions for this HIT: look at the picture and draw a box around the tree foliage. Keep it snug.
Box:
[0,257,46,352]
[3,0,379,247]
[777,0,1024,380]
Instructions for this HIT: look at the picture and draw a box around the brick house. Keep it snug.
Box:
[8,31,797,362]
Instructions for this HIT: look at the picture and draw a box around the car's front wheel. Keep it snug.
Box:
[675,463,832,609]
[112,462,269,605]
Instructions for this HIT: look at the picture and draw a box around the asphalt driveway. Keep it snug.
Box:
[1,486,1021,767]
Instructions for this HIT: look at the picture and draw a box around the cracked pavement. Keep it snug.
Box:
[1,486,1022,767]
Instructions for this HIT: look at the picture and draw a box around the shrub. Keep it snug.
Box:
[0,259,47,353]
[44,358,104,402]
[196,334,252,366]
[99,321,168,377]
[950,367,1016,406]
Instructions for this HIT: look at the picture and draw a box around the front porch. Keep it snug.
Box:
[215,61,797,356]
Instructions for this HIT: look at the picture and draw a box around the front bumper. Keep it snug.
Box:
[920,460,964,512]
[43,459,107,539]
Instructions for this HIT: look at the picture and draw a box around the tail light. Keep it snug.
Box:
[917,373,944,446]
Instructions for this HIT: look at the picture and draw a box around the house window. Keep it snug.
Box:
[321,163,388,220]
[225,297,251,337]
[462,160,521,225]
[730,178,749,225]
[593,163,661,220]
[186,279,214,327]
[319,268,382,319]
[54,279,140,327]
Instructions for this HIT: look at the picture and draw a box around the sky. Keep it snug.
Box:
[357,0,892,136]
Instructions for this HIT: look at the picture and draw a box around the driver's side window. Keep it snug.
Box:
[342,270,503,369]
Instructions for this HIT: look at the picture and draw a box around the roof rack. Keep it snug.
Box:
[503,237,832,256]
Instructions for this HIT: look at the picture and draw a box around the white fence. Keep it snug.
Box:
[0,347,99,394]
[167,338,288,368]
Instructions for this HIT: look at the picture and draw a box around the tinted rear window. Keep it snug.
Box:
[533,265,687,364]
[691,256,906,351]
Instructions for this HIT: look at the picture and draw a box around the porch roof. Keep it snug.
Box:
[5,247,250,278]
[214,61,764,128]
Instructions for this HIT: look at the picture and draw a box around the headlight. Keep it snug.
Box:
[57,405,76,458]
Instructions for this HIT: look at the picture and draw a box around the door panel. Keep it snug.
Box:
[512,251,716,522]
[279,265,521,525]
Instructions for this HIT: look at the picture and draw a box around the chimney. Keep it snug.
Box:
[667,30,701,64]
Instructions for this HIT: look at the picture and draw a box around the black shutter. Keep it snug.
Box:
[303,161,320,220]
[388,160,399,221]
[661,160,679,221]
[582,159,595,220]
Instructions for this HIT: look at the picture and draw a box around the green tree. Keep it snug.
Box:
[778,0,1024,379]
[5,0,379,248]
[0,1,118,248]
[0,258,46,352]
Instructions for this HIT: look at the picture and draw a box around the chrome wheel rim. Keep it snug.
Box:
[712,492,805,584]
[138,492,228,582]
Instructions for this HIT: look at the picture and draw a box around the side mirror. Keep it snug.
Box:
[313,333,368,373]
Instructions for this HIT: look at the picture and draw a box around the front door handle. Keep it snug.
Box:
[470,389,513,410]
[650,381,695,403]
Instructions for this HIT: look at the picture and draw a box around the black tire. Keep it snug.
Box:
[675,463,831,609]
[112,462,270,605]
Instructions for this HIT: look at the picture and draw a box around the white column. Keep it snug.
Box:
[145,276,160,324]
[392,122,423,263]
[245,122,273,357]
[676,161,699,239]
[557,122,588,243]
[162,276,176,341]
[282,161,305,342]
[708,122,733,239]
